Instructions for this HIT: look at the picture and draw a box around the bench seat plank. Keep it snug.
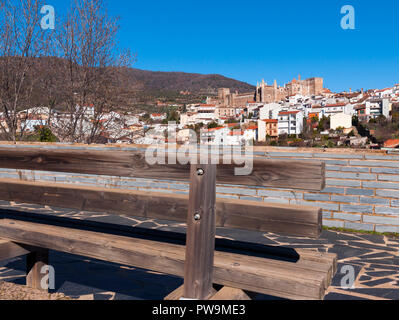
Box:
[0,239,31,261]
[0,178,322,238]
[0,219,335,300]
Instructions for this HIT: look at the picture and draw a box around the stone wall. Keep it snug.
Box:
[1,143,399,233]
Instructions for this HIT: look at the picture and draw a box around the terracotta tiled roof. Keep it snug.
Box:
[203,127,225,132]
[324,103,346,107]
[229,131,244,136]
[226,123,239,127]
[246,125,258,130]
[279,111,300,115]
[384,139,399,148]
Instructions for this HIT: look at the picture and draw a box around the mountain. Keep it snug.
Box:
[124,68,256,95]
[1,57,256,110]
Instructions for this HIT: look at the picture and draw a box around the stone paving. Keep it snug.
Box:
[0,201,399,300]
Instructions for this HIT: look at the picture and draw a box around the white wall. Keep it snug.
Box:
[330,113,352,130]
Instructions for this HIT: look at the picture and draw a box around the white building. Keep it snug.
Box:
[365,98,390,119]
[246,102,264,116]
[322,103,346,117]
[200,127,230,145]
[193,104,217,121]
[177,129,196,144]
[309,106,323,119]
[150,113,167,121]
[225,130,245,146]
[278,111,304,135]
[259,103,282,120]
[319,102,355,118]
[375,88,393,98]
[286,94,305,105]
[75,105,95,118]
[125,115,140,126]
[24,119,47,132]
[330,113,352,130]
[180,112,198,127]
[243,125,258,142]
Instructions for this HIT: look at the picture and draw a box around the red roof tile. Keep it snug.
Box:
[324,103,346,107]
[246,125,258,130]
[384,139,399,148]
[263,119,278,123]
[279,111,300,115]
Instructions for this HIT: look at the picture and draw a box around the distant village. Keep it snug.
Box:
[6,75,399,149]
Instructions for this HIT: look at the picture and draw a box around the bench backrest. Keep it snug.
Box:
[0,145,325,238]
[0,144,326,299]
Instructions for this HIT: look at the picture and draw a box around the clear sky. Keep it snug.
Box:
[47,0,399,92]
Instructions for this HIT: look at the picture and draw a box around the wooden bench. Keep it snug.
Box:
[0,145,337,300]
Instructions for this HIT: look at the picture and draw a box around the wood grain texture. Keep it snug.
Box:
[0,219,332,300]
[183,164,217,299]
[164,285,184,300]
[0,178,322,238]
[0,239,31,261]
[0,147,325,191]
[26,248,48,291]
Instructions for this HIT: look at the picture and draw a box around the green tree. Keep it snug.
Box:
[36,126,57,142]
[207,121,220,129]
[317,116,330,132]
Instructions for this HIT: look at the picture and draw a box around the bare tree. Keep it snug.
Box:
[52,0,134,143]
[0,0,52,141]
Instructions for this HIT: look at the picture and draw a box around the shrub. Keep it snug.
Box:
[36,126,57,142]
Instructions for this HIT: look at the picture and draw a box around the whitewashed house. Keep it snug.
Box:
[225,130,245,146]
[365,98,390,119]
[243,125,258,142]
[330,113,352,130]
[259,103,282,120]
[150,113,167,121]
[200,127,230,145]
[278,111,304,135]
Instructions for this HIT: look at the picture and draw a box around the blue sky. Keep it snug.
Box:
[48,0,398,92]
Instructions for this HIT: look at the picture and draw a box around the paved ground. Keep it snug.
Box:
[0,281,72,300]
[1,200,399,300]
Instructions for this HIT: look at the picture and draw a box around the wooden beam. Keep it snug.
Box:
[0,239,31,261]
[0,179,322,238]
[297,249,338,278]
[0,147,325,191]
[0,219,332,300]
[26,248,49,291]
[164,285,184,300]
[210,287,251,300]
[165,285,217,300]
[183,164,217,299]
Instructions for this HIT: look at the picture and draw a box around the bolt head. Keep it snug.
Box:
[197,168,205,176]
[194,213,201,221]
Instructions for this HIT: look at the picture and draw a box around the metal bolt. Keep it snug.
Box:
[197,168,205,176]
[194,212,201,221]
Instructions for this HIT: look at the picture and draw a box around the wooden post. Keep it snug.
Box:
[26,248,49,291]
[183,163,217,300]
